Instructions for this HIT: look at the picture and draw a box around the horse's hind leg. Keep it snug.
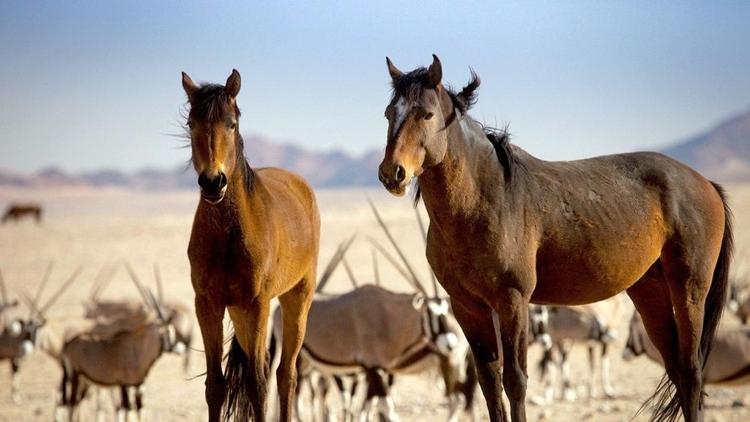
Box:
[277,275,315,422]
[626,262,682,416]
[661,241,720,422]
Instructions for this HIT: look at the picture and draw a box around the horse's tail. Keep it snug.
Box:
[644,181,733,422]
[701,182,733,372]
[223,336,253,421]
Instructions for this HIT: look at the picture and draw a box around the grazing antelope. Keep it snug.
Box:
[87,263,193,368]
[61,278,179,422]
[182,69,320,422]
[624,311,750,386]
[378,55,732,422]
[1,203,42,224]
[531,298,623,403]
[273,284,460,422]
[1,263,81,404]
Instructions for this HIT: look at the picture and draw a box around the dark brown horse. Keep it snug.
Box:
[2,204,42,224]
[378,55,732,422]
[182,70,320,421]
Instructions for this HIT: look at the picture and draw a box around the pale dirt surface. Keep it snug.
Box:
[1,184,749,421]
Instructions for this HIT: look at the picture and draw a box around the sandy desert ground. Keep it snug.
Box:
[1,184,749,421]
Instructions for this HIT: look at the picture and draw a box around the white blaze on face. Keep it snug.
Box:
[392,97,409,137]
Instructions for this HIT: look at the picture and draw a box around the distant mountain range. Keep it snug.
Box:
[660,109,750,182]
[2,109,749,189]
[0,135,383,190]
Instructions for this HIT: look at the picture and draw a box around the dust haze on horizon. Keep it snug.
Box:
[1,1,749,173]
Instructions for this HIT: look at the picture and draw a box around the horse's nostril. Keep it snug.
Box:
[217,172,227,189]
[395,165,406,183]
[198,173,210,189]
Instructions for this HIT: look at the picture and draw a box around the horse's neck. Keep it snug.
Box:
[418,117,507,228]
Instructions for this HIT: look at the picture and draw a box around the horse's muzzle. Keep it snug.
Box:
[198,171,228,204]
[378,163,409,196]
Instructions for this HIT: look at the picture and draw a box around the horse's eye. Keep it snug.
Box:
[227,121,237,130]
[424,112,434,121]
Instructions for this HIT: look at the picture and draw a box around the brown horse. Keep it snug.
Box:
[378,55,732,422]
[2,203,42,224]
[182,69,320,421]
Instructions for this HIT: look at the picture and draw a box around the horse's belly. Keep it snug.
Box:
[532,242,661,305]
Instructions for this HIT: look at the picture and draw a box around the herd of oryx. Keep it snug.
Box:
[0,261,193,420]
[2,54,750,422]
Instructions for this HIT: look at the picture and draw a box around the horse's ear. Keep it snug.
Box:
[386,57,403,82]
[427,54,442,88]
[181,72,199,103]
[225,69,241,98]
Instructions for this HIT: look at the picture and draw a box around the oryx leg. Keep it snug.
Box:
[10,359,20,404]
[195,295,226,422]
[451,297,507,422]
[135,385,144,422]
[600,341,615,398]
[94,387,107,422]
[587,344,596,398]
[558,342,576,401]
[335,375,356,422]
[68,372,82,422]
[118,386,130,422]
[277,276,315,422]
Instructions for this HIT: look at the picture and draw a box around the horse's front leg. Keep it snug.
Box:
[451,297,508,422]
[277,276,315,422]
[195,294,226,422]
[496,287,532,422]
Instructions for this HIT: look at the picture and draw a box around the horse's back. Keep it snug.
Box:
[256,167,319,222]
[532,151,726,304]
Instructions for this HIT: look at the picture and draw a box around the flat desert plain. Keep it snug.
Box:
[1,185,749,421]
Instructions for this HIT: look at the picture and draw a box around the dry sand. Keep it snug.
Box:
[1,185,749,421]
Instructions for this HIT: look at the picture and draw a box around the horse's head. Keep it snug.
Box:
[378,55,480,196]
[182,70,243,205]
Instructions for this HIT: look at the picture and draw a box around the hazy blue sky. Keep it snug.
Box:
[1,1,749,172]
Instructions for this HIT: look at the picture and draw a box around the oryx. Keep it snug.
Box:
[530,297,624,402]
[624,311,750,386]
[60,269,180,422]
[1,263,81,404]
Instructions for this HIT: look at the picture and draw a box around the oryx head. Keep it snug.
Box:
[528,305,552,349]
[413,294,457,356]
[2,317,37,357]
[126,263,187,355]
[15,263,82,353]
